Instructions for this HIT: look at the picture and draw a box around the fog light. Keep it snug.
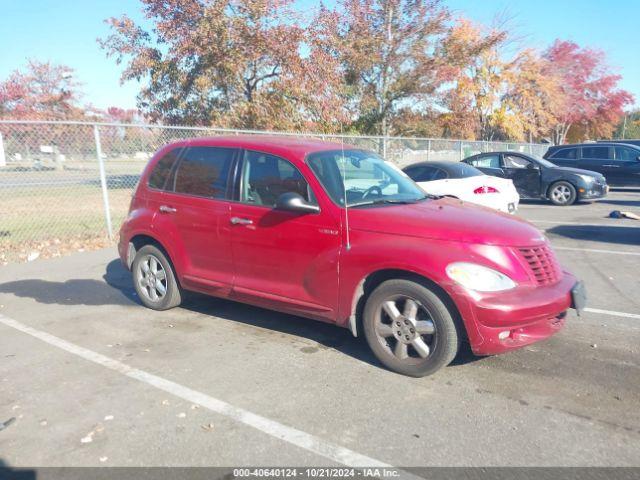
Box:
[498,330,510,340]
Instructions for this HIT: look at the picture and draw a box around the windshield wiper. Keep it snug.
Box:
[350,198,423,208]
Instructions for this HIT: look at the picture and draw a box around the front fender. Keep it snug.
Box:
[337,231,530,340]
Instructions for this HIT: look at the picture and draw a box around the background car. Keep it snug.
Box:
[544,142,640,187]
[597,139,640,148]
[463,151,608,206]
[403,161,519,214]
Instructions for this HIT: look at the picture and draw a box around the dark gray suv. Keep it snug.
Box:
[544,142,640,187]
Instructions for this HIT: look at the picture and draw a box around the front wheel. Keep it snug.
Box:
[363,279,460,377]
[132,245,182,310]
[548,181,577,206]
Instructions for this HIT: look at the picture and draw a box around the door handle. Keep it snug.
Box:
[159,205,177,213]
[230,216,253,225]
[602,164,620,168]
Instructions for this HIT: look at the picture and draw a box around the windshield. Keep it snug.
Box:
[307,149,428,207]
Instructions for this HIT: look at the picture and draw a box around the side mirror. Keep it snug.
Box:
[275,192,320,214]
[527,163,539,170]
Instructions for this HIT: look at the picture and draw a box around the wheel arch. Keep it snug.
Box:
[348,268,466,343]
[128,233,182,284]
[546,178,579,201]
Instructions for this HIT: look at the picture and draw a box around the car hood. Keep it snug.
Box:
[551,166,605,180]
[348,197,545,247]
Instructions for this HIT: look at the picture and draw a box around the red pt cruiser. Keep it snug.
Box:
[119,136,586,376]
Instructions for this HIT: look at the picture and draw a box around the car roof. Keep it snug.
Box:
[548,142,640,149]
[403,160,471,171]
[162,135,363,159]
[471,151,533,156]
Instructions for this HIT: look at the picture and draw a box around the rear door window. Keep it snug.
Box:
[581,146,611,160]
[172,146,236,199]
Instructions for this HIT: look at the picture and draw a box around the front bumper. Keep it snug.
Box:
[453,271,581,355]
[579,182,608,199]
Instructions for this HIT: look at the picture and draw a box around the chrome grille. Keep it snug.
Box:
[518,245,561,286]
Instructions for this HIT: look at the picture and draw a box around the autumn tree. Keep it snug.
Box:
[543,40,634,144]
[438,20,515,141]
[614,110,640,140]
[0,60,84,120]
[501,50,565,143]
[314,0,501,137]
[100,0,347,130]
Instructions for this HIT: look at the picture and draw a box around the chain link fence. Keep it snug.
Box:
[0,120,549,264]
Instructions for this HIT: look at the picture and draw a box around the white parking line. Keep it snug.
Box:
[553,246,640,256]
[529,219,637,227]
[584,308,640,319]
[0,313,399,470]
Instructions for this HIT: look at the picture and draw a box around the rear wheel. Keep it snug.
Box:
[548,181,577,206]
[132,245,182,310]
[363,279,460,377]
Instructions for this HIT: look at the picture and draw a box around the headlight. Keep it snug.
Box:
[578,175,595,183]
[446,262,516,292]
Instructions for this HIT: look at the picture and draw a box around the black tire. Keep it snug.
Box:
[362,279,460,377]
[548,181,577,206]
[131,244,182,310]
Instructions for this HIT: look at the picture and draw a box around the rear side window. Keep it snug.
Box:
[469,155,500,169]
[173,147,236,199]
[614,146,639,161]
[148,149,180,190]
[549,148,577,160]
[582,146,610,160]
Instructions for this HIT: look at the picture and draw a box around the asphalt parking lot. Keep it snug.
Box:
[0,190,639,468]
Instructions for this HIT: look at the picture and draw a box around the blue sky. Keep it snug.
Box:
[1,0,638,110]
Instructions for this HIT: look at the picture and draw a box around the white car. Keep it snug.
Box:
[403,161,520,214]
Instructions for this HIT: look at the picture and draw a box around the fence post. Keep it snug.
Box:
[0,132,5,167]
[459,141,464,161]
[426,139,431,162]
[94,125,113,240]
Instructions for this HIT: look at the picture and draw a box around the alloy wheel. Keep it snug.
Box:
[374,295,436,361]
[551,184,572,204]
[136,254,168,302]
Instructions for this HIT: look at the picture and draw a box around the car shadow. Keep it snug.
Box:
[546,225,640,246]
[596,198,640,208]
[0,260,138,307]
[0,460,35,480]
[0,259,481,371]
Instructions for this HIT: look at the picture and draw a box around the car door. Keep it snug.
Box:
[578,145,614,182]
[228,149,341,321]
[501,154,541,198]
[152,145,237,295]
[612,146,640,186]
[465,154,505,177]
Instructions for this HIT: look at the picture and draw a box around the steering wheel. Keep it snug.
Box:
[362,185,383,199]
